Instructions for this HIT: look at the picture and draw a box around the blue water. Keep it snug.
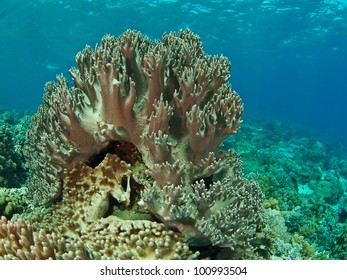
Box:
[1,0,347,141]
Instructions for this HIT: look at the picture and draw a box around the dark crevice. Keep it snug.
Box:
[85,141,142,168]
[338,208,347,223]
[103,195,120,217]
[189,245,222,260]
[121,175,128,192]
[193,174,213,189]
[85,149,110,168]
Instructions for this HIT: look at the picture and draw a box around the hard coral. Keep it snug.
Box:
[24,29,264,254]
[0,110,30,187]
[0,125,19,187]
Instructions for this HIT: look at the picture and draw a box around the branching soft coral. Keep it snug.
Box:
[24,29,243,204]
[23,29,264,255]
[140,152,264,251]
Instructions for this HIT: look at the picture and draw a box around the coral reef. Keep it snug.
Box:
[225,119,347,259]
[24,29,242,204]
[0,125,20,187]
[1,212,198,260]
[0,216,87,260]
[139,152,264,250]
[1,153,201,260]
[17,29,264,259]
[0,110,29,188]
[0,188,28,219]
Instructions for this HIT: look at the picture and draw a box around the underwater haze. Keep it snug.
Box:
[1,0,347,142]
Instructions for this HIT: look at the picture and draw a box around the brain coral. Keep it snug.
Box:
[23,29,264,257]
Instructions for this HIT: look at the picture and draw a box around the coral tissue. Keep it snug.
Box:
[20,29,263,258]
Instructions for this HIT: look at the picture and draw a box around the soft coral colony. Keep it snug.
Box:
[0,29,264,259]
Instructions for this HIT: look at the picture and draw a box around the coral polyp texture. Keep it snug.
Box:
[21,29,264,259]
[0,216,87,260]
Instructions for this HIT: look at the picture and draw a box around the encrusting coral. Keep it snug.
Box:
[18,29,265,259]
